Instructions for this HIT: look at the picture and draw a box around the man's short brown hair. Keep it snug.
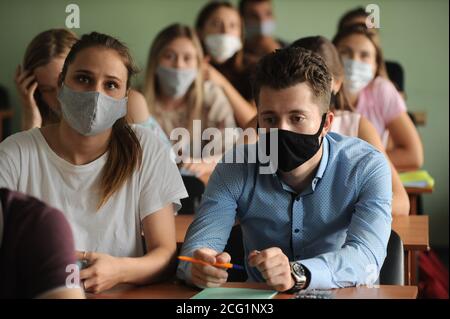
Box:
[252,46,332,113]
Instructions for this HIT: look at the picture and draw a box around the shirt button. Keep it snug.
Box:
[294,229,300,233]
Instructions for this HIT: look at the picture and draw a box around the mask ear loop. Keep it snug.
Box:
[316,112,328,146]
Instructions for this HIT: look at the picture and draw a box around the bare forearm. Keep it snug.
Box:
[220,80,257,128]
[390,162,410,216]
[118,247,177,285]
[387,146,423,170]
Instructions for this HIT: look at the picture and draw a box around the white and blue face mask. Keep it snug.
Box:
[57,84,128,136]
[156,65,198,98]
[343,58,374,94]
[204,34,243,63]
[245,20,276,39]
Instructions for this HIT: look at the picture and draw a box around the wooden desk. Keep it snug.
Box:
[405,186,433,215]
[175,215,429,286]
[0,110,13,141]
[88,281,418,299]
[392,215,429,286]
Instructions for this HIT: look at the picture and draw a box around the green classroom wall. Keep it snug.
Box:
[0,0,448,247]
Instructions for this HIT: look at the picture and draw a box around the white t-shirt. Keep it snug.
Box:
[0,125,188,257]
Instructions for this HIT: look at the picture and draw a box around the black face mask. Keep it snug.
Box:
[262,113,327,172]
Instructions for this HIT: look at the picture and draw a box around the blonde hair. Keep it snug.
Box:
[143,24,204,134]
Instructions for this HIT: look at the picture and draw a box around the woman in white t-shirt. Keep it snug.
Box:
[0,32,188,293]
[290,36,410,216]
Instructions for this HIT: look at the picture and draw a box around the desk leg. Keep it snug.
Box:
[410,251,417,285]
[405,251,411,285]
[404,250,418,286]
[408,194,418,215]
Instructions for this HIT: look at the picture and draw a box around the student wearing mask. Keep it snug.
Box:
[336,7,406,98]
[290,36,409,216]
[143,24,236,178]
[196,1,257,128]
[239,0,287,64]
[333,25,423,170]
[177,47,392,291]
[0,32,188,294]
[0,188,85,299]
[14,29,160,135]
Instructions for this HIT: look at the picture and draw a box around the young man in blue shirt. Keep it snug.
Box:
[177,46,392,292]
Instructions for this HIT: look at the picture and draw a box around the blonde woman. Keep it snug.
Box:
[144,24,236,177]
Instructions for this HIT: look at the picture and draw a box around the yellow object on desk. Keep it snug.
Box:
[399,170,435,188]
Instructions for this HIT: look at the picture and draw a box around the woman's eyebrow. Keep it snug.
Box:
[105,74,123,82]
[74,69,93,75]
[74,69,123,82]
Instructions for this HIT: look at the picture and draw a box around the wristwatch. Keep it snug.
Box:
[289,262,309,292]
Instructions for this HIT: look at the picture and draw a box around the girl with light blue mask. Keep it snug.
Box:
[143,24,237,179]
[333,25,423,170]
[0,32,188,294]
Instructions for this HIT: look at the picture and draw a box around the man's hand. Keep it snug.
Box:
[248,248,294,292]
[190,248,230,288]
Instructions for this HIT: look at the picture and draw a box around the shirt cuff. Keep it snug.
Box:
[176,260,193,284]
[300,257,334,290]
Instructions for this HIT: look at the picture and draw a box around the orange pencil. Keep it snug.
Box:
[178,256,245,270]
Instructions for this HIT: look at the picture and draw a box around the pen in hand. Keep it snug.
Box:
[178,255,245,270]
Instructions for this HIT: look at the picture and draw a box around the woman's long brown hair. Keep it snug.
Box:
[60,32,143,209]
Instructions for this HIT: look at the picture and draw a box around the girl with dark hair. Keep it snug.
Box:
[196,1,256,127]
